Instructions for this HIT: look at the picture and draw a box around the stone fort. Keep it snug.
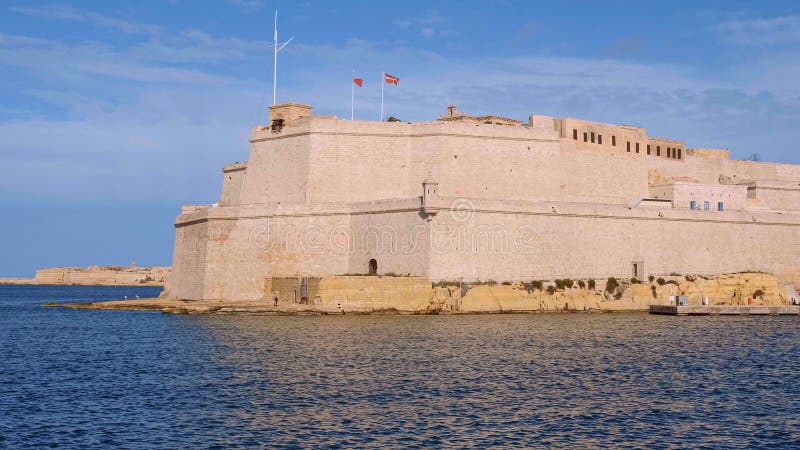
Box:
[163,102,800,304]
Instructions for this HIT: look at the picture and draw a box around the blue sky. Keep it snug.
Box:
[2,0,800,276]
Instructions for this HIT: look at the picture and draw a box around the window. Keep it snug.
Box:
[690,200,697,210]
[598,134,603,145]
[704,201,710,211]
[612,136,616,146]
[647,144,651,155]
[718,202,724,211]
[584,132,588,142]
[667,148,671,158]
[678,148,682,159]
[627,141,631,152]
[591,132,595,143]
[573,129,578,140]
[657,146,661,156]
[636,143,640,153]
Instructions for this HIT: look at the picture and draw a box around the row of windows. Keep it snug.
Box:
[691,201,724,211]
[574,129,608,145]
[625,141,681,159]
[631,142,682,159]
[572,128,682,159]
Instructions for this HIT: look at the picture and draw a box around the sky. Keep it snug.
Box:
[1,0,800,276]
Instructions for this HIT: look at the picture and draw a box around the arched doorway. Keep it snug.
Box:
[368,259,378,276]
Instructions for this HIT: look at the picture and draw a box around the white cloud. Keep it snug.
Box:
[10,5,162,36]
[719,14,800,46]
[0,33,238,86]
[229,0,266,12]
[394,11,452,39]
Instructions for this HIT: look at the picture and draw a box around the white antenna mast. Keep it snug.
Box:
[271,9,294,105]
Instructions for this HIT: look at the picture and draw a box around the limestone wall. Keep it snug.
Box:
[242,117,654,208]
[30,266,169,286]
[220,163,246,206]
[266,276,432,312]
[650,183,747,211]
[164,195,800,301]
[165,108,800,303]
[165,221,209,299]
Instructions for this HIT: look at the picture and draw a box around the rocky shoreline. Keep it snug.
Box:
[54,272,796,315]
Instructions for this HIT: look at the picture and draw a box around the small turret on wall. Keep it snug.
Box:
[268,102,312,132]
[422,179,440,216]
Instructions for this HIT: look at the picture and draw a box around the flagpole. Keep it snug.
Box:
[273,10,278,105]
[380,71,384,121]
[269,10,293,108]
[351,68,355,120]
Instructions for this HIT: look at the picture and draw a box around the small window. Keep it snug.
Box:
[718,202,724,211]
[704,201,710,211]
[270,118,285,132]
[677,148,682,159]
[636,143,640,153]
[657,146,661,156]
[598,134,603,145]
[612,136,616,146]
[591,132,595,143]
[627,141,631,152]
[690,200,697,210]
[573,129,578,140]
[647,144,651,155]
[584,132,588,142]
[667,148,671,158]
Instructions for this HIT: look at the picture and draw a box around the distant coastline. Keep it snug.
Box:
[1,264,169,287]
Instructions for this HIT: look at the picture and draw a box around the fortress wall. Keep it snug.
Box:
[164,221,209,299]
[177,213,356,301]
[648,155,800,185]
[428,208,800,282]
[346,209,431,277]
[33,268,67,284]
[304,118,650,205]
[166,199,800,300]
[32,267,168,286]
[728,159,800,182]
[688,148,730,160]
[307,131,415,203]
[748,186,800,212]
[220,164,246,206]
[267,276,432,311]
[558,117,646,154]
[240,132,310,204]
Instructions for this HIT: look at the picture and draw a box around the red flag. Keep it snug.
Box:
[384,73,399,85]
[353,78,363,87]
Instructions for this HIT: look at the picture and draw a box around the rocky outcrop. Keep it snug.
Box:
[60,272,794,315]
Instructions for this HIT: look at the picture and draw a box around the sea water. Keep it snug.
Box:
[1,285,799,448]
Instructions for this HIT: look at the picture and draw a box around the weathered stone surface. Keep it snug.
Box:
[161,102,800,307]
[69,272,793,315]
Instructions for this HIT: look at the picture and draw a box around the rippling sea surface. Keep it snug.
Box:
[2,285,799,448]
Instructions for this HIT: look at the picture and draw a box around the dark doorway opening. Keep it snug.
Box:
[368,259,378,276]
